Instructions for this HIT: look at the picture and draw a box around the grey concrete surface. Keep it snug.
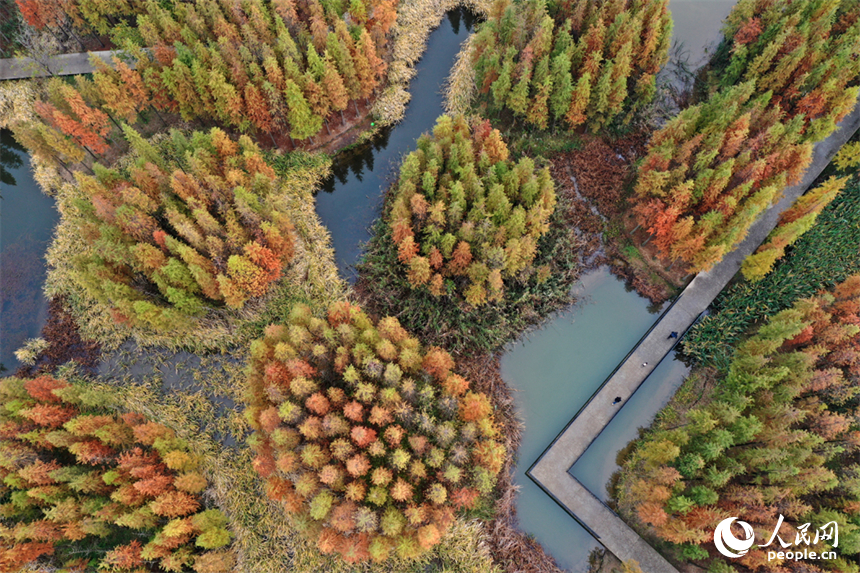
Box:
[529,97,860,573]
[0,50,124,80]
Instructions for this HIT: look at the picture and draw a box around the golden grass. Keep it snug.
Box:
[0,80,37,129]
[443,34,478,117]
[373,0,491,127]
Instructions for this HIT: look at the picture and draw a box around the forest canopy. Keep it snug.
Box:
[244,302,504,562]
[616,276,860,572]
[65,126,296,331]
[0,375,233,573]
[381,114,557,307]
[469,0,672,131]
[630,0,859,272]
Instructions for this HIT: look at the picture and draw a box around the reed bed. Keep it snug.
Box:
[443,34,478,117]
[373,0,490,126]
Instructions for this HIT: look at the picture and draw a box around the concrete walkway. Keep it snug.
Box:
[0,50,123,80]
[528,97,860,573]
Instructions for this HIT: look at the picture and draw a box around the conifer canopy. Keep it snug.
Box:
[385,115,556,307]
[244,302,504,562]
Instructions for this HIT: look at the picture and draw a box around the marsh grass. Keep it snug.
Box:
[443,34,478,118]
[373,0,490,127]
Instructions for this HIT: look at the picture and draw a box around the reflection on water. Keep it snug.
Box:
[314,9,476,279]
[320,127,392,193]
[1,130,24,187]
[0,129,59,372]
[501,269,666,572]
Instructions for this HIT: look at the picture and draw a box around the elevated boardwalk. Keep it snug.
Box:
[0,50,123,80]
[528,98,860,573]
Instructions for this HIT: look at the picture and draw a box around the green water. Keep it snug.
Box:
[668,0,737,66]
[501,269,665,571]
[0,129,58,372]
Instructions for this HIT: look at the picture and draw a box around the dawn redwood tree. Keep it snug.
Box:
[632,81,813,271]
[0,375,233,572]
[701,0,860,143]
[631,0,859,272]
[470,0,672,132]
[244,302,505,562]
[33,77,111,158]
[111,0,393,143]
[68,126,296,331]
[15,0,399,152]
[381,115,557,307]
[618,276,860,572]
[742,176,848,281]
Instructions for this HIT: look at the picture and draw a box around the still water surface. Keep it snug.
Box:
[570,351,691,502]
[501,269,665,571]
[315,9,476,278]
[0,129,58,372]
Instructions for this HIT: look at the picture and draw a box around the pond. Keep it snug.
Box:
[0,129,58,373]
[315,8,477,279]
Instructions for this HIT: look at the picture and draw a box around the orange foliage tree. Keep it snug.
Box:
[67,126,295,331]
[0,375,233,572]
[703,0,859,143]
[470,0,672,131]
[632,81,813,271]
[244,302,505,562]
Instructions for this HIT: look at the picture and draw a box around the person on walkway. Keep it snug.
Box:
[668,331,678,339]
[612,396,622,405]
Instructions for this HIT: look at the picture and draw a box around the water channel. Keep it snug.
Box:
[0,129,58,373]
[315,9,477,279]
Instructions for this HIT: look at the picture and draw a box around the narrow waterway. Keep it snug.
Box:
[315,9,476,278]
[0,129,58,372]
